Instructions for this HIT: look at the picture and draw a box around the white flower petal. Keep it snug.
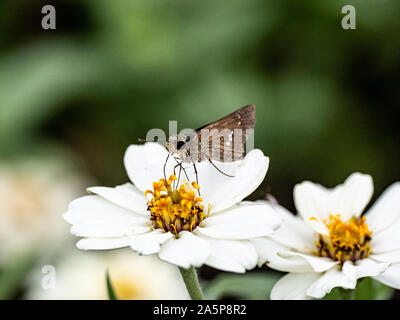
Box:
[64,195,148,239]
[370,218,400,253]
[373,263,400,290]
[199,236,257,273]
[342,259,389,282]
[64,195,144,225]
[76,237,130,250]
[251,237,314,273]
[330,173,373,220]
[278,251,338,273]
[294,181,331,223]
[365,182,400,234]
[264,203,315,251]
[124,143,173,193]
[70,218,148,237]
[158,231,210,269]
[308,217,330,236]
[270,273,321,300]
[130,230,173,255]
[197,202,282,240]
[294,173,373,227]
[87,183,147,215]
[370,251,400,263]
[306,267,356,299]
[192,149,269,212]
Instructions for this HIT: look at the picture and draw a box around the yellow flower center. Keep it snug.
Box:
[314,214,372,265]
[145,175,209,235]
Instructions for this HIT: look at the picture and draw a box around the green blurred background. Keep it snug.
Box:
[0,0,399,299]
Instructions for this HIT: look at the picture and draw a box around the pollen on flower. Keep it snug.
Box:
[314,214,372,265]
[145,175,209,236]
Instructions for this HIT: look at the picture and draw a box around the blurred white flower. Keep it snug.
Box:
[64,142,282,273]
[0,158,85,264]
[253,173,400,299]
[27,249,189,299]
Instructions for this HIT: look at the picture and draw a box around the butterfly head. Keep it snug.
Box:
[165,133,193,161]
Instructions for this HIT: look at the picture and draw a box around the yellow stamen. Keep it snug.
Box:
[313,214,372,265]
[145,222,154,231]
[145,175,207,235]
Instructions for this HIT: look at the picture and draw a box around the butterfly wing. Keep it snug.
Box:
[193,105,256,162]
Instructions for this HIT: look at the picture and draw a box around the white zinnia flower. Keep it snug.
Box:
[27,250,188,299]
[252,172,400,299]
[63,142,282,273]
[0,159,85,264]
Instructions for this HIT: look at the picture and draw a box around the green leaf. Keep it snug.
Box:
[203,272,281,300]
[106,270,119,300]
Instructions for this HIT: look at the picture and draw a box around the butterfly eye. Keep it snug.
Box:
[177,141,186,150]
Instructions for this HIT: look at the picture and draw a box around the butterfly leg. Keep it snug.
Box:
[192,162,200,196]
[180,164,190,182]
[172,162,181,190]
[207,157,235,178]
[173,158,189,179]
[176,163,183,188]
[163,153,171,182]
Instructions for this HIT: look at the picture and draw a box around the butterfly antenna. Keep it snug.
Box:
[208,157,235,178]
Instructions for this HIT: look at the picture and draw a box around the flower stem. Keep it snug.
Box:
[179,266,204,300]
